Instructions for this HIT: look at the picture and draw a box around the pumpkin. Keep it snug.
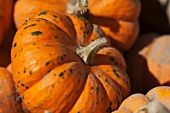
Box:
[118,94,150,112]
[14,0,70,29]
[0,0,15,44]
[11,10,130,112]
[117,86,170,113]
[67,0,141,52]
[0,67,23,112]
[125,33,170,94]
[146,86,170,110]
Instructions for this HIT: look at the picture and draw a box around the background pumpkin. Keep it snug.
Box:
[11,10,130,112]
[0,0,15,44]
[0,67,23,113]
[146,86,170,110]
[14,0,141,52]
[116,86,170,113]
[125,33,170,94]
[67,0,141,52]
[14,0,70,29]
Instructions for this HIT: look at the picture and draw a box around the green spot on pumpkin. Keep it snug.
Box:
[29,71,32,75]
[53,15,57,18]
[24,24,36,29]
[54,36,58,38]
[96,86,99,95]
[13,43,17,47]
[24,68,26,73]
[31,31,42,35]
[69,69,72,73]
[106,52,111,54]
[59,72,64,77]
[45,61,50,66]
[38,11,47,16]
[110,57,115,61]
[21,83,25,87]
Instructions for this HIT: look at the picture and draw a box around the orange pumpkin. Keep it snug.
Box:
[0,67,23,112]
[0,0,15,44]
[11,10,130,112]
[67,0,141,52]
[14,0,70,29]
[126,33,170,94]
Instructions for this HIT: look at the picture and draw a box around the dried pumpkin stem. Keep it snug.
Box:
[76,37,107,65]
[134,100,170,113]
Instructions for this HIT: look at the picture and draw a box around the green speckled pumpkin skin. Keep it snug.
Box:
[11,10,130,113]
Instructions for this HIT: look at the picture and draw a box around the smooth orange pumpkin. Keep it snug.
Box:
[0,0,15,44]
[14,0,70,29]
[11,10,130,112]
[126,33,170,94]
[0,67,23,113]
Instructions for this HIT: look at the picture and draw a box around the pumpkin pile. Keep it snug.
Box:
[0,0,170,113]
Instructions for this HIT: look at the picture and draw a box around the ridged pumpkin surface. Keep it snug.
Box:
[11,10,130,113]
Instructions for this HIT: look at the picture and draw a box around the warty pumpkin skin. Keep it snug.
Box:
[14,0,70,29]
[0,0,15,44]
[0,67,23,113]
[11,10,130,113]
[126,33,170,94]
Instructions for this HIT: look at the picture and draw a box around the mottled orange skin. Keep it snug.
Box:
[14,0,70,29]
[11,10,130,112]
[87,0,141,52]
[0,67,23,113]
[126,33,170,94]
[119,94,150,112]
[0,0,15,44]
[146,86,170,111]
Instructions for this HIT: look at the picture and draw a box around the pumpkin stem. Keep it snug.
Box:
[66,0,88,15]
[76,37,107,65]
